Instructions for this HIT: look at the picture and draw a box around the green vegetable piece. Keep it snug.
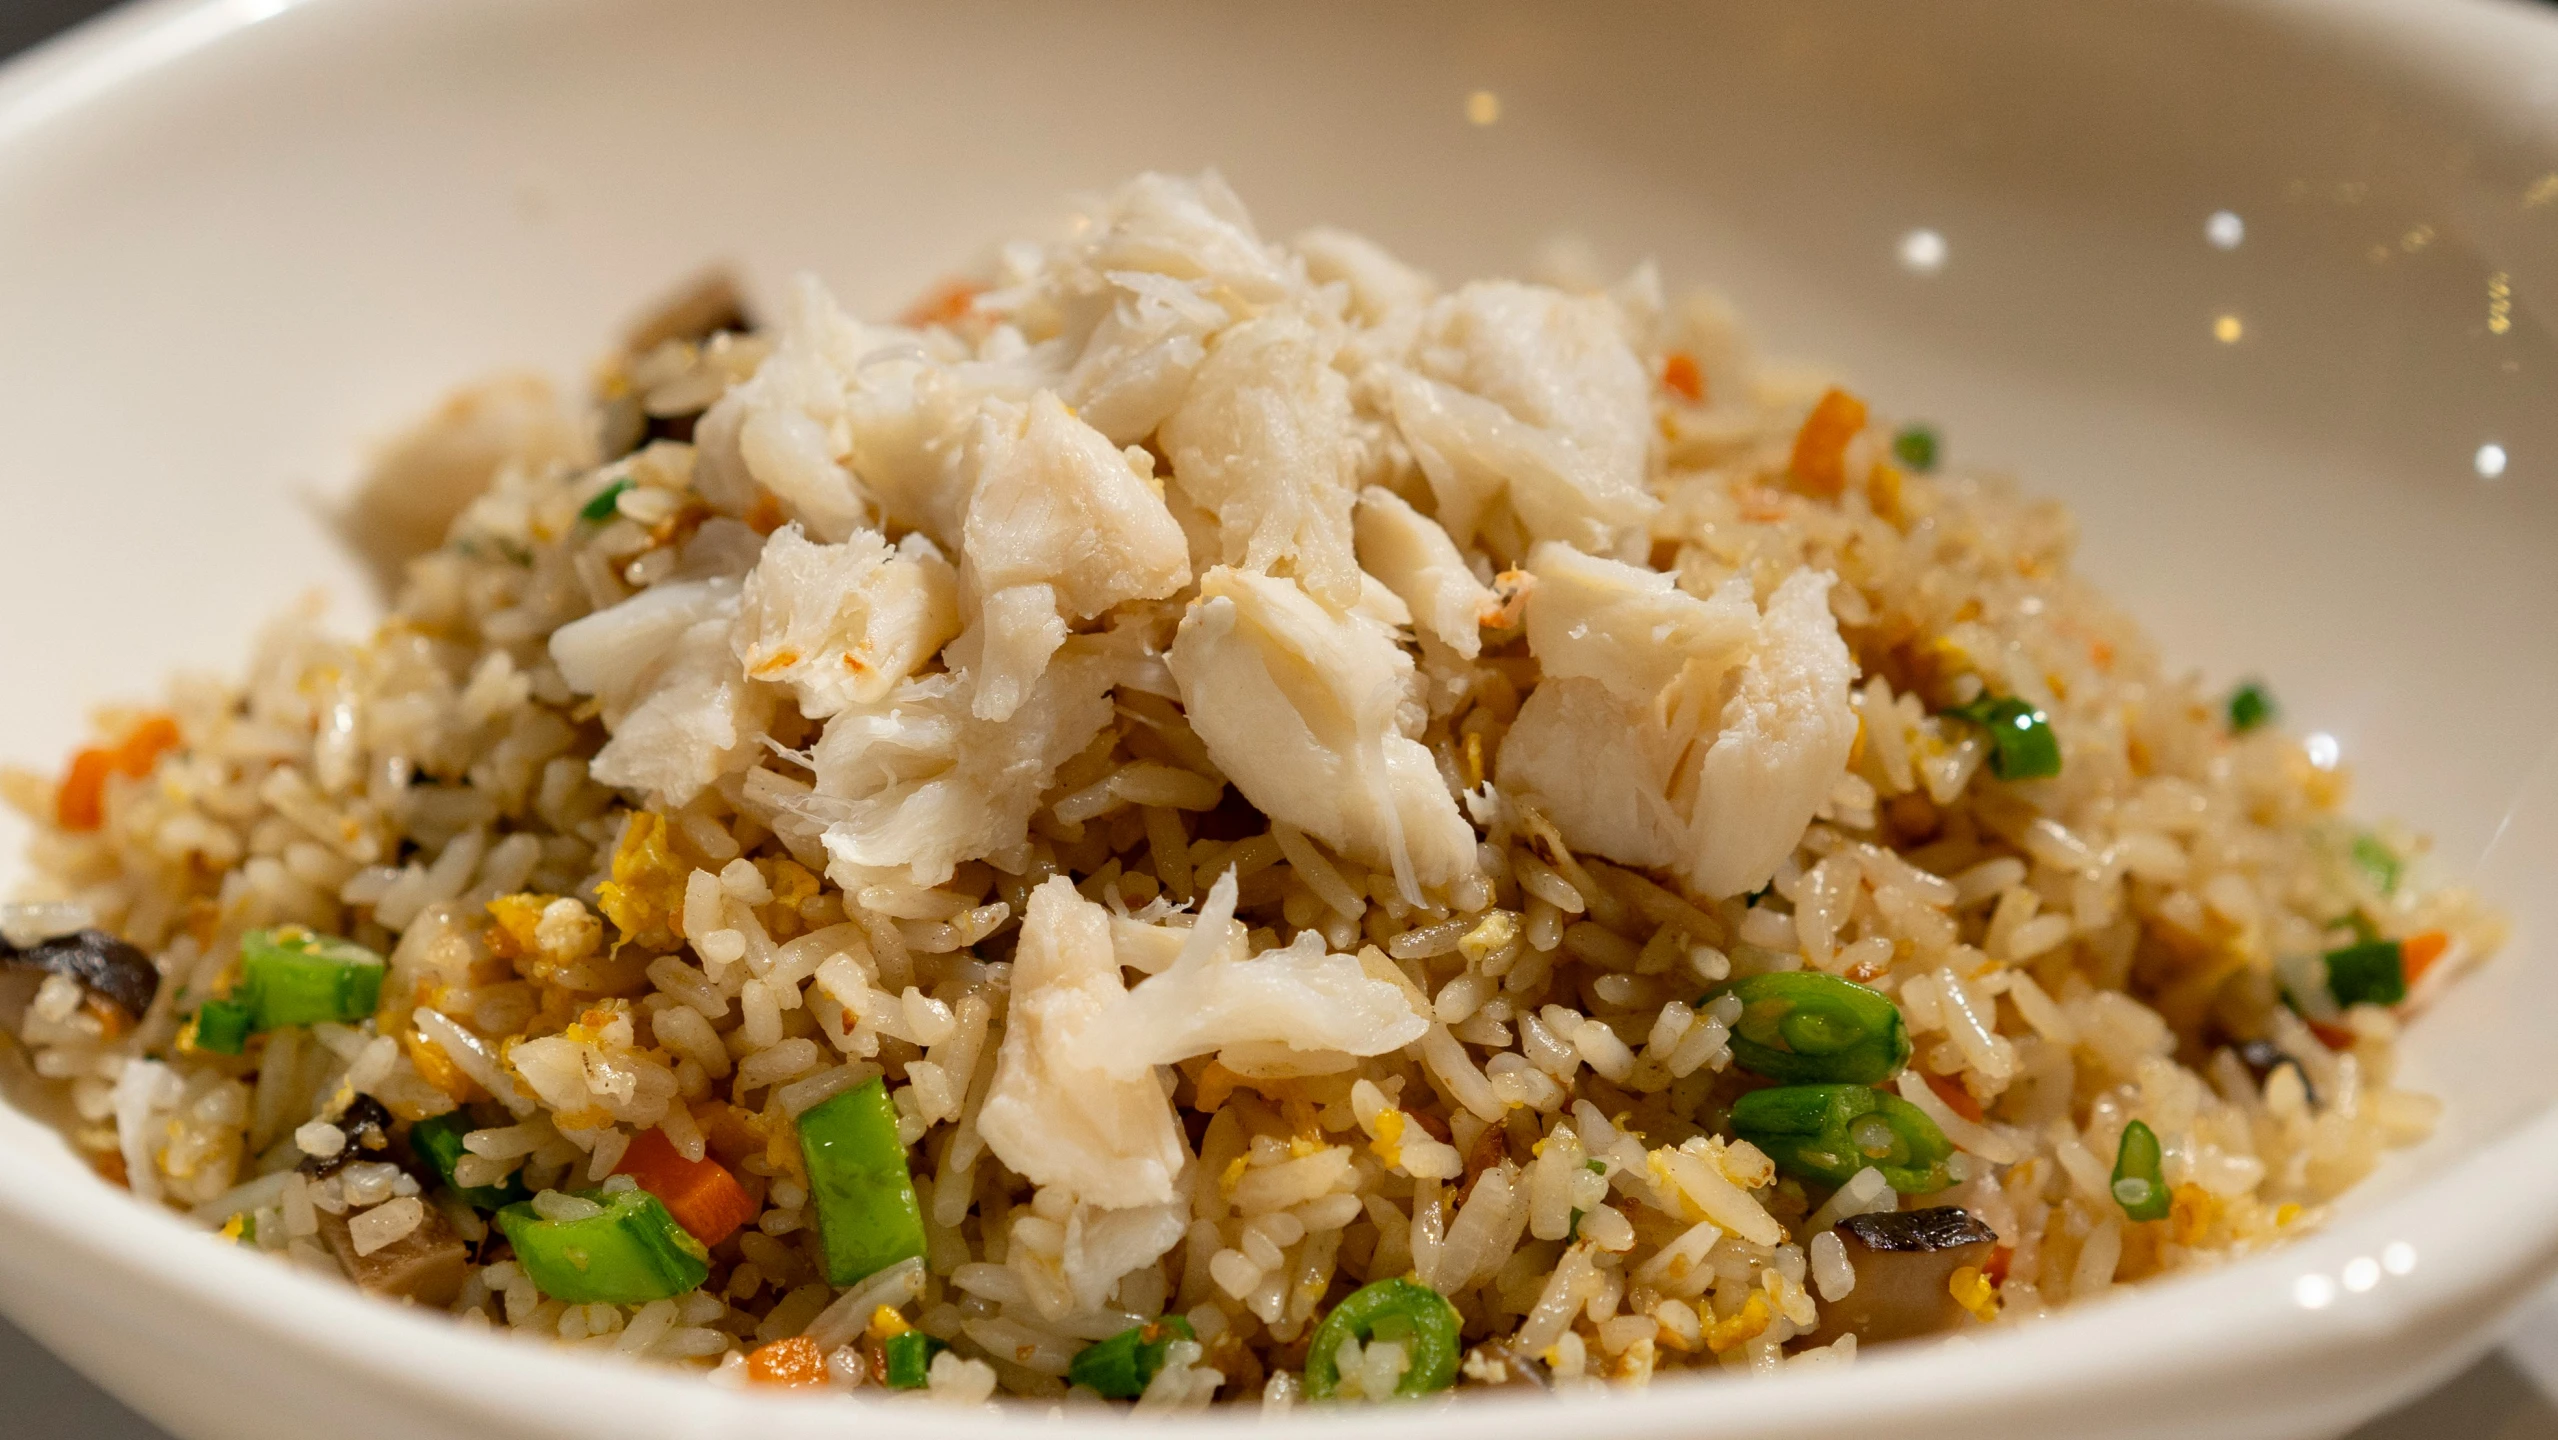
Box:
[1069,1316,1197,1399]
[236,927,385,1030]
[1891,423,1939,472]
[2350,833,2401,897]
[1303,1278,1462,1399]
[2226,681,2276,734]
[1945,695,2062,781]
[409,1110,531,1211]
[192,998,255,1055]
[881,1329,947,1390]
[496,1188,709,1304]
[1728,1083,1954,1194]
[2323,939,2406,1009]
[579,477,634,523]
[798,1076,928,1286]
[2110,1119,2170,1221]
[1717,971,1912,1085]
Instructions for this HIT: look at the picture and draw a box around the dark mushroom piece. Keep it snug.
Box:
[0,929,160,1039]
[1800,1206,2000,1347]
[315,1197,471,1307]
[298,1093,396,1180]
[2236,1039,2318,1107]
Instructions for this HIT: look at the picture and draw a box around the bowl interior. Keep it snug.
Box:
[0,0,2552,1427]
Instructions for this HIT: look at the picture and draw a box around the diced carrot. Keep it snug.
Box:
[2401,930,2450,990]
[896,278,980,329]
[1661,350,1705,404]
[1786,387,1868,498]
[745,1334,830,1389]
[114,715,182,772]
[1983,1245,2012,1288]
[54,749,115,831]
[614,1125,758,1247]
[54,713,182,831]
[1925,1069,1985,1123]
[2307,1018,2357,1051]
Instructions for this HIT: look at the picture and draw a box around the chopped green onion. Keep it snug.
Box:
[191,998,255,1055]
[2322,939,2406,1009]
[234,927,385,1031]
[797,1076,928,1286]
[1715,971,1912,1085]
[2226,681,2276,734]
[409,1110,531,1211]
[2350,833,2401,896]
[1303,1278,1462,1399]
[579,477,634,523]
[1728,1083,1953,1194]
[1944,694,2062,781]
[881,1329,946,1390]
[1069,1316,1196,1399]
[495,1189,709,1304]
[2110,1119,2170,1221]
[1891,423,1939,472]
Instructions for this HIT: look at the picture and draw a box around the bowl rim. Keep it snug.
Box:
[4,0,2558,1434]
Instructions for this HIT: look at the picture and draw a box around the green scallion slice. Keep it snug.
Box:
[2110,1119,2170,1221]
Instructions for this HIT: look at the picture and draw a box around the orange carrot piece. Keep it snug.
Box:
[1924,1070,1985,1123]
[615,1125,758,1247]
[54,748,115,831]
[54,713,181,831]
[745,1335,830,1389]
[1661,350,1705,404]
[2400,930,2451,990]
[2307,1018,2357,1051]
[1983,1245,2013,1288]
[1787,387,1868,497]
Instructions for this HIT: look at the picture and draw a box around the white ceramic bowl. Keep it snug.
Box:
[2,2,2554,1437]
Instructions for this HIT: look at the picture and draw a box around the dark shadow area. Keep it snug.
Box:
[2346,1351,2558,1440]
[0,0,118,64]
[0,1312,167,1440]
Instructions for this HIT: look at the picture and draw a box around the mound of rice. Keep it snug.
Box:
[0,172,2501,1406]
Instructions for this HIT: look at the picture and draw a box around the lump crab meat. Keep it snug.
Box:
[548,577,774,809]
[802,644,1117,890]
[1353,485,1501,659]
[1166,566,1478,903]
[952,391,1191,721]
[1384,280,1659,558]
[729,523,961,717]
[1157,308,1363,608]
[978,872,1423,1211]
[1497,546,1858,899]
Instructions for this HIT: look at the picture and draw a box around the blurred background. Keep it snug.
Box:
[0,2,2549,1437]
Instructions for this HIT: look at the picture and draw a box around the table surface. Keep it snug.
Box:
[0,0,2554,1435]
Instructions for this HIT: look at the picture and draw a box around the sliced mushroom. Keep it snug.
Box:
[0,928,160,1038]
[316,1195,471,1307]
[1800,1206,1999,1347]
[2236,1039,2319,1106]
[298,1094,396,1179]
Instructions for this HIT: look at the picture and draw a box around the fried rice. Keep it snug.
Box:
[0,171,2503,1407]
